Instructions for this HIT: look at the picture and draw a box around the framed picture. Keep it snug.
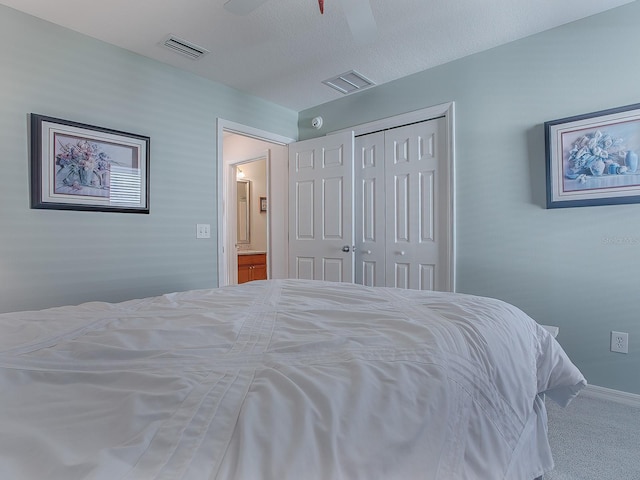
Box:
[30,114,150,213]
[545,103,640,208]
[260,196,267,212]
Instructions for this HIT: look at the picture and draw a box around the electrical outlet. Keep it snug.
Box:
[611,331,629,354]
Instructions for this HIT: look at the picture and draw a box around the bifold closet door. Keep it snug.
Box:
[354,131,386,287]
[288,116,450,290]
[384,118,448,290]
[354,116,449,290]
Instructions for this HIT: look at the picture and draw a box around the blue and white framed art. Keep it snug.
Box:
[545,103,640,208]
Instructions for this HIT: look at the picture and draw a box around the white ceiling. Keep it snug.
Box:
[1,0,634,111]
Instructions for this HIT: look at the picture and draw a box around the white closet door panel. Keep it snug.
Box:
[354,131,385,287]
[420,170,435,242]
[393,173,410,243]
[362,178,376,240]
[385,117,447,290]
[419,263,435,290]
[361,260,377,286]
[289,132,354,283]
[394,262,410,289]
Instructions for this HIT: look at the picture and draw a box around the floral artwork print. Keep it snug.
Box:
[31,114,149,213]
[561,123,640,193]
[565,130,626,179]
[53,134,135,198]
[545,104,640,208]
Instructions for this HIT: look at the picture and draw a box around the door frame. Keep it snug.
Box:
[333,101,456,291]
[216,119,294,287]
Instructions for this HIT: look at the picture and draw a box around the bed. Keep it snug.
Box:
[0,279,586,479]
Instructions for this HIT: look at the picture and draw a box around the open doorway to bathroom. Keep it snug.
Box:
[217,119,293,286]
[233,156,268,284]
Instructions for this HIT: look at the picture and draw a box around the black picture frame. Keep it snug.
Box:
[545,103,640,208]
[30,114,150,213]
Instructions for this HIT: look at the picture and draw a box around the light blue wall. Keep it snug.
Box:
[300,2,640,394]
[0,5,297,313]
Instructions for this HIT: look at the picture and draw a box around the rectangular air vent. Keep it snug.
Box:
[162,35,209,59]
[322,70,375,94]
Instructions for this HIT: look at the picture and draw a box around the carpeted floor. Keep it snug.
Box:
[545,392,640,479]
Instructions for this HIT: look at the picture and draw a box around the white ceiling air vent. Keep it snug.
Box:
[162,35,209,60]
[322,70,375,94]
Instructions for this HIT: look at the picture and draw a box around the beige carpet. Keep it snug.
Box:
[544,393,640,479]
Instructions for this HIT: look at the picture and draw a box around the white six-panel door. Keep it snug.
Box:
[289,116,451,291]
[354,117,450,291]
[384,117,448,290]
[354,131,386,287]
[288,132,355,283]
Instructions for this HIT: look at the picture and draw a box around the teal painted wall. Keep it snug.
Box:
[300,3,640,394]
[0,5,297,313]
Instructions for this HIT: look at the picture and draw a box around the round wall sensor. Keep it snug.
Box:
[311,116,323,129]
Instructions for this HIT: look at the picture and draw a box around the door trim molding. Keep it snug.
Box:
[332,102,454,138]
[333,102,456,292]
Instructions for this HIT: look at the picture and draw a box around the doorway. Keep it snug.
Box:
[217,119,294,286]
[231,156,268,284]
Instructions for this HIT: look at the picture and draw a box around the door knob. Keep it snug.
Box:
[342,245,351,252]
[398,251,406,256]
[363,250,372,255]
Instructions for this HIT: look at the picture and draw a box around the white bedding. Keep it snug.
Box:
[0,279,586,479]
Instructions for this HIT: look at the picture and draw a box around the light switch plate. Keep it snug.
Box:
[196,223,210,239]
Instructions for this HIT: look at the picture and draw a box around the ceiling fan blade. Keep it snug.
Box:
[224,0,270,15]
[341,0,377,45]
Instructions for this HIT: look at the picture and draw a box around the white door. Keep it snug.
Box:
[354,131,386,287]
[385,117,449,290]
[288,132,355,282]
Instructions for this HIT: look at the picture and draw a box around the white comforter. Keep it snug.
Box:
[0,279,585,480]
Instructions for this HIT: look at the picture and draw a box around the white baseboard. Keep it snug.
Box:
[581,384,640,407]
